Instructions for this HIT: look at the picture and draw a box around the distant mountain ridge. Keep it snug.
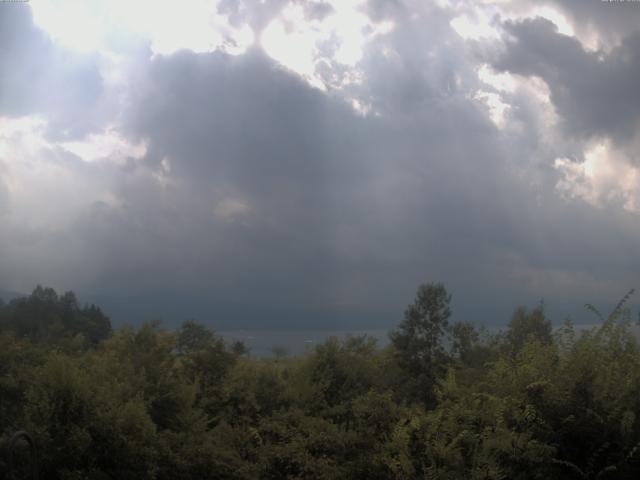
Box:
[80,291,397,331]
[0,289,26,303]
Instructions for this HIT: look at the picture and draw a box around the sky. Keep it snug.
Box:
[1,0,640,329]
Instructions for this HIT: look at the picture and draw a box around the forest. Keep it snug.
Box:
[1,284,640,479]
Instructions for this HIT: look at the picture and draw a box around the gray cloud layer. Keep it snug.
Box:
[1,1,640,328]
[0,5,105,139]
[494,17,640,142]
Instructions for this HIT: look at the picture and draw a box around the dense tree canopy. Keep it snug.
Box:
[390,282,452,406]
[1,285,640,479]
[0,286,112,345]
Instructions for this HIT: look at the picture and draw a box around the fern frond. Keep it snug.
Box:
[595,465,617,479]
[587,442,610,474]
[608,288,635,322]
[551,458,586,478]
[585,303,604,323]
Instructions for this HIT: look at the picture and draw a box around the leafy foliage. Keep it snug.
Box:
[1,285,640,479]
[390,282,452,406]
[0,286,111,346]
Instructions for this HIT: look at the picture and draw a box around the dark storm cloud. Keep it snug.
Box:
[128,50,362,198]
[3,1,640,328]
[98,5,544,325]
[0,4,104,139]
[54,0,639,326]
[491,17,640,143]
[102,49,394,304]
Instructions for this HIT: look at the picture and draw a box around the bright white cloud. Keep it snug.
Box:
[0,116,119,229]
[477,64,516,92]
[529,6,574,37]
[450,11,500,40]
[449,1,603,54]
[519,74,559,130]
[30,0,104,52]
[60,128,146,164]
[261,4,321,86]
[31,0,391,95]
[474,90,510,128]
[261,0,393,90]
[0,115,49,160]
[30,0,255,56]
[555,141,640,213]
